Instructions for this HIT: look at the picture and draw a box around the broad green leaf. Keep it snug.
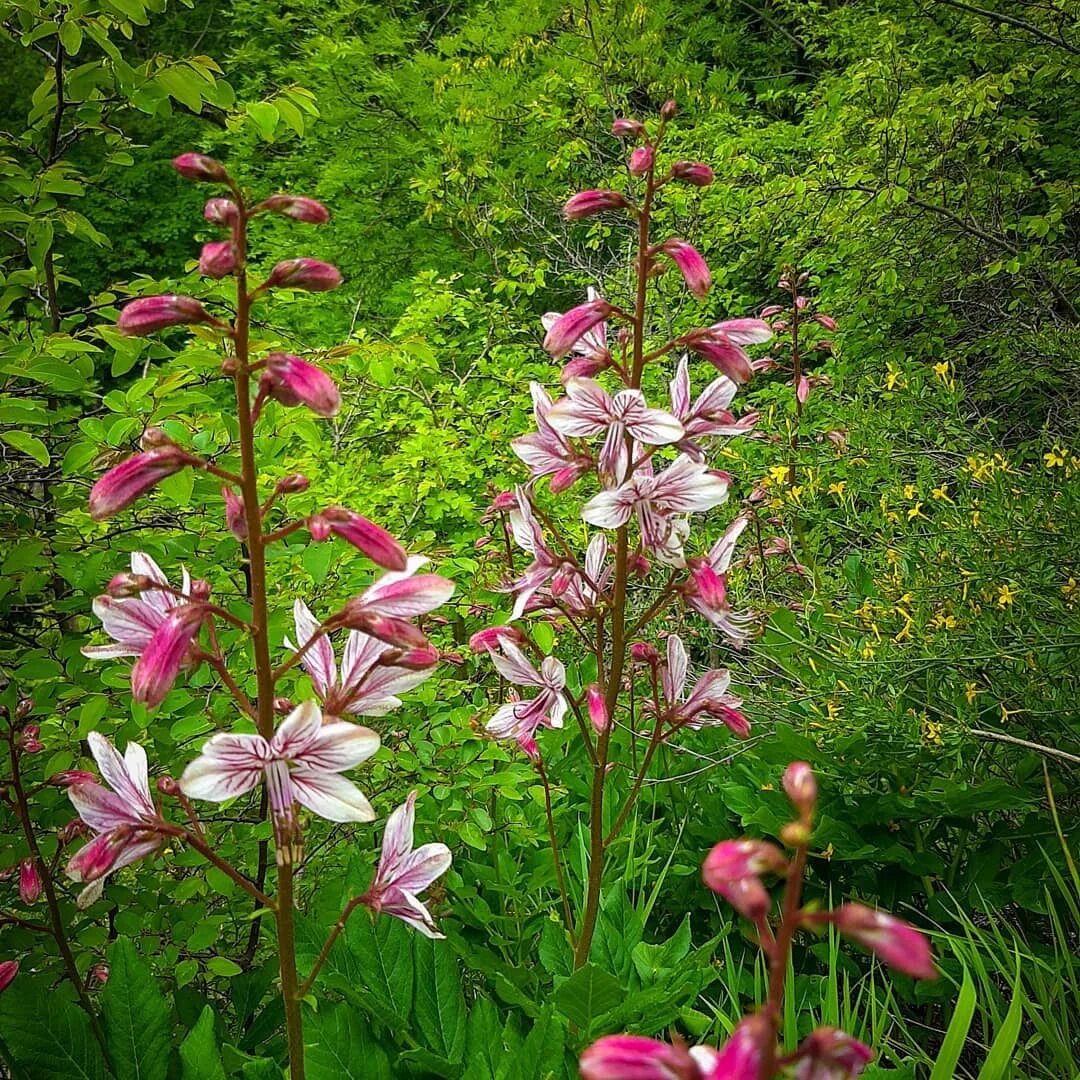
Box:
[413,936,467,1063]
[0,430,49,465]
[0,980,107,1079]
[305,1004,390,1080]
[552,964,622,1031]
[180,1006,226,1080]
[100,938,172,1080]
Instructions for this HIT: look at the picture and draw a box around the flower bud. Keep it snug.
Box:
[21,724,39,740]
[586,685,609,733]
[117,295,212,336]
[130,605,206,708]
[339,609,430,650]
[21,739,44,753]
[156,776,180,796]
[106,573,152,598]
[611,118,645,139]
[58,819,90,845]
[221,486,248,541]
[309,507,407,571]
[172,153,228,183]
[266,258,342,291]
[814,313,838,331]
[781,821,812,848]
[563,190,628,220]
[48,770,97,787]
[198,240,237,279]
[190,578,212,602]
[793,1028,873,1079]
[517,733,541,764]
[549,564,575,598]
[713,1015,771,1078]
[19,859,42,904]
[469,626,524,654]
[628,146,653,176]
[580,1035,701,1080]
[542,298,613,360]
[0,961,17,993]
[783,761,817,817]
[628,552,651,578]
[277,473,310,494]
[89,447,192,520]
[829,904,937,980]
[658,238,711,299]
[89,963,110,985]
[385,644,440,670]
[260,195,330,224]
[630,641,660,665]
[660,99,678,120]
[274,697,294,714]
[15,698,33,720]
[671,160,714,187]
[204,198,239,227]
[261,353,341,418]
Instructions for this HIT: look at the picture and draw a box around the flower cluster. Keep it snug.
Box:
[581,763,936,1078]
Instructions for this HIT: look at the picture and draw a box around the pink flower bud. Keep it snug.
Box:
[266,258,342,291]
[130,604,206,708]
[814,313,838,331]
[580,1035,702,1080]
[89,963,110,985]
[14,698,32,720]
[190,578,212,602]
[469,626,524,654]
[339,609,430,650]
[204,198,239,226]
[559,354,611,382]
[563,190,628,220]
[712,1015,771,1078]
[658,239,711,299]
[309,507,407,570]
[117,295,211,336]
[542,298,614,359]
[277,473,311,494]
[630,641,660,665]
[783,761,817,816]
[274,697,294,714]
[761,304,784,317]
[156,776,180,795]
[21,737,44,754]
[198,240,237,279]
[549,564,574,597]
[172,153,228,183]
[629,552,651,578]
[703,838,787,886]
[611,118,645,139]
[628,145,653,176]
[0,961,17,993]
[308,514,331,542]
[793,1028,873,1079]
[660,99,678,120]
[222,486,248,541]
[260,195,330,224]
[89,447,192,520]
[140,426,174,449]
[830,904,937,979]
[261,353,341,417]
[19,859,42,904]
[58,820,90,845]
[586,685,609,733]
[48,770,97,787]
[517,733,541,764]
[671,161,714,187]
[106,573,152,598]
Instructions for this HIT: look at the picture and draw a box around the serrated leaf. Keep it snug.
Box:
[553,964,622,1031]
[180,1006,226,1080]
[305,1004,390,1080]
[413,937,467,1063]
[100,938,172,1080]
[0,980,108,1079]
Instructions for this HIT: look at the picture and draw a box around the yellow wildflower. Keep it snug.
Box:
[903,483,916,500]
[931,483,953,502]
[1063,577,1078,600]
[997,584,1017,607]
[828,481,846,498]
[907,502,926,520]
[965,682,979,705]
[932,361,950,380]
[768,465,788,485]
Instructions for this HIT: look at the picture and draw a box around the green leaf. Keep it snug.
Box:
[413,936,467,1063]
[59,20,83,54]
[515,1005,566,1080]
[0,980,108,1079]
[976,953,1025,1080]
[207,957,243,978]
[180,1006,226,1080]
[930,964,976,1080]
[25,219,54,270]
[305,1003,390,1080]
[246,102,280,141]
[346,912,414,1023]
[0,430,49,465]
[100,938,172,1080]
[552,964,622,1031]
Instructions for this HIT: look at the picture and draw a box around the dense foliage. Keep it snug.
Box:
[1,0,1077,1077]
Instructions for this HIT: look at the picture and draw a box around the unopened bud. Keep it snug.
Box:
[274,697,294,714]
[172,153,228,183]
[659,99,678,120]
[48,770,96,787]
[586,685,609,733]
[107,573,152,598]
[277,473,310,494]
[89,963,110,985]
[204,198,239,227]
[15,698,33,721]
[611,118,645,139]
[260,195,330,224]
[266,258,342,292]
[140,426,174,449]
[19,859,42,905]
[781,821,812,848]
[671,160,714,187]
[628,145,653,176]
[782,761,817,817]
[198,240,237,279]
[156,776,180,796]
[630,641,660,665]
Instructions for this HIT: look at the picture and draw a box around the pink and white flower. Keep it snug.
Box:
[581,455,730,566]
[547,377,683,485]
[511,383,592,492]
[657,634,749,736]
[580,1034,713,1079]
[543,296,614,361]
[793,1028,874,1079]
[828,904,937,980]
[541,288,612,381]
[180,700,380,861]
[339,556,455,647]
[669,355,757,460]
[88,446,194,520]
[681,515,756,645]
[66,733,164,905]
[506,489,561,619]
[682,318,772,384]
[286,600,436,718]
[486,640,567,742]
[560,532,609,614]
[362,791,452,938]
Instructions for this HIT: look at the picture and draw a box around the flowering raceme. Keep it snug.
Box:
[474,102,771,971]
[60,154,457,1077]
